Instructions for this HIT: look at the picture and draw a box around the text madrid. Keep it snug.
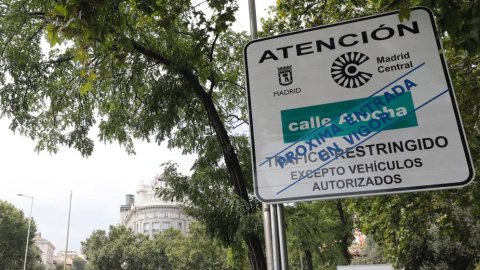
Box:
[272,79,419,168]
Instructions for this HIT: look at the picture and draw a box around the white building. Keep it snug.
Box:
[33,233,55,268]
[119,174,192,237]
[53,250,86,267]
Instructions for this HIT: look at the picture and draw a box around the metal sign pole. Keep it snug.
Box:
[247,0,274,269]
[247,1,288,269]
[270,205,280,270]
[263,203,274,269]
[277,204,289,269]
[248,0,258,39]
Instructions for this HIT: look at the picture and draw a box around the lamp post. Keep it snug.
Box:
[64,191,72,270]
[17,194,34,270]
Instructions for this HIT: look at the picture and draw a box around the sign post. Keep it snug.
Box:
[244,7,474,204]
[247,1,288,270]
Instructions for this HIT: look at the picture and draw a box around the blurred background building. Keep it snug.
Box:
[119,174,192,237]
[34,233,55,268]
[52,250,86,268]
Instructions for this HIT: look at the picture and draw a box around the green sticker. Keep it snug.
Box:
[281,92,418,143]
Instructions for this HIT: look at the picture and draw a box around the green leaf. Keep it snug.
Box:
[73,50,87,63]
[398,7,411,23]
[46,25,59,47]
[99,69,110,78]
[53,4,67,17]
[79,82,93,96]
[88,73,97,81]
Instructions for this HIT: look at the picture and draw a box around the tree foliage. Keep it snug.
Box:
[0,200,43,270]
[73,257,86,270]
[261,0,371,36]
[3,0,480,269]
[350,236,388,266]
[81,225,170,270]
[262,0,480,54]
[375,0,480,53]
[157,160,262,259]
[162,222,235,270]
[0,0,264,268]
[286,201,353,270]
[81,223,237,270]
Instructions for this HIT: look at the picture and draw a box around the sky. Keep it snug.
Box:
[0,1,277,253]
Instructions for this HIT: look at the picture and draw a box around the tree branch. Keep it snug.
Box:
[131,40,171,66]
[209,34,219,63]
[28,12,46,16]
[26,25,44,42]
[208,77,215,96]
[297,0,325,23]
[218,79,245,90]
[172,29,195,37]
[44,56,74,64]
[206,34,219,96]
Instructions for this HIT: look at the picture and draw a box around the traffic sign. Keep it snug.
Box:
[244,7,474,203]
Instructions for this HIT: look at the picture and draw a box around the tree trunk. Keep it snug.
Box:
[185,72,266,270]
[337,199,352,264]
[132,41,267,270]
[245,233,268,270]
[188,78,250,202]
[305,248,313,270]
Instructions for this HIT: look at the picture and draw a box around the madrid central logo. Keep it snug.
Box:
[331,52,372,88]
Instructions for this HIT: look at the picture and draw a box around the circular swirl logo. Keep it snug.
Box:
[331,52,372,88]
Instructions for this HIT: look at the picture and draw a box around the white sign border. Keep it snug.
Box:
[244,7,474,203]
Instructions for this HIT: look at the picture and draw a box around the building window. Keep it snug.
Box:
[163,222,170,230]
[164,211,169,217]
[153,211,159,218]
[178,223,182,230]
[152,222,160,233]
[143,223,150,234]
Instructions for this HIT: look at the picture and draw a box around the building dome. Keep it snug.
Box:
[118,174,192,236]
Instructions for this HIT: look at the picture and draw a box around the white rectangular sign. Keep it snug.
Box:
[244,7,474,203]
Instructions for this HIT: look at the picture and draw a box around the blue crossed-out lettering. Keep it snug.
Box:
[275,87,450,195]
[259,63,426,167]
